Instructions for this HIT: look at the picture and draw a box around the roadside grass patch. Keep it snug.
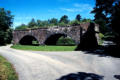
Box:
[11,45,77,51]
[0,55,18,80]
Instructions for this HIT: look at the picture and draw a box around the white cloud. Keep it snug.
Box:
[60,3,93,13]
[74,3,93,11]
[60,8,82,12]
[15,16,35,20]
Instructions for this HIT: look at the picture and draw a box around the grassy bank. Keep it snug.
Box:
[11,45,77,51]
[0,55,18,80]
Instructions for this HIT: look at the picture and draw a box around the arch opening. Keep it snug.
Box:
[19,35,39,45]
[45,34,66,45]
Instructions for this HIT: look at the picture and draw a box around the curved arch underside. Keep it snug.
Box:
[19,35,38,45]
[45,34,66,45]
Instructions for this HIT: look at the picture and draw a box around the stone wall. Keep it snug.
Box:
[13,22,99,45]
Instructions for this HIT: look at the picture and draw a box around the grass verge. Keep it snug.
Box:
[11,45,77,51]
[0,55,18,80]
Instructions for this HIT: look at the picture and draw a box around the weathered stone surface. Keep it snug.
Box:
[13,22,99,45]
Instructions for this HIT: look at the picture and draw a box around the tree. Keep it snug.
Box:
[111,2,120,46]
[81,18,91,22]
[92,0,120,47]
[76,14,81,22]
[91,0,114,34]
[16,24,28,30]
[28,18,37,28]
[49,18,58,25]
[0,8,13,45]
[69,20,80,26]
[59,15,69,24]
[37,20,43,27]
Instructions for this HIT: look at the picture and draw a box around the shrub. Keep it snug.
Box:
[57,37,76,46]
[69,20,80,26]
[99,33,104,45]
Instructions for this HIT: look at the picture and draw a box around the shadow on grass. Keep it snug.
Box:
[57,72,104,80]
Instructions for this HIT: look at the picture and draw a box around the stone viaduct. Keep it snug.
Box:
[13,22,99,45]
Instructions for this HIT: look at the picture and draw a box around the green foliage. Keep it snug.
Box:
[16,24,28,30]
[76,14,81,22]
[59,15,70,24]
[98,33,104,45]
[32,41,39,45]
[57,37,76,46]
[92,0,120,46]
[49,18,58,25]
[99,33,104,39]
[95,19,109,34]
[28,18,37,28]
[0,8,13,45]
[15,14,93,30]
[69,20,80,26]
[37,20,43,27]
[81,18,92,22]
[58,22,67,26]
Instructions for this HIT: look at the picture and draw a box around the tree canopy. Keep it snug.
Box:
[59,15,69,24]
[0,8,13,45]
[15,14,92,30]
[76,14,81,22]
[92,0,120,46]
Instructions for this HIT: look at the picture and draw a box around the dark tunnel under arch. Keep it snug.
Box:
[44,33,67,45]
[19,35,39,45]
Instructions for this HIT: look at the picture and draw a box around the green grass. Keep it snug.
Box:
[11,45,77,51]
[0,55,18,80]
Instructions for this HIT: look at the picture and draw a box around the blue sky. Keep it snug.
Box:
[0,0,95,27]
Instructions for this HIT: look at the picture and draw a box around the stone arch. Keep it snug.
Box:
[44,33,67,45]
[44,33,76,45]
[66,34,80,44]
[19,35,39,45]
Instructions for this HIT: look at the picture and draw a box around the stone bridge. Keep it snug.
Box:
[13,22,99,45]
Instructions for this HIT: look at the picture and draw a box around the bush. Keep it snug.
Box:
[69,20,80,26]
[57,37,76,46]
[99,33,104,45]
[58,22,67,26]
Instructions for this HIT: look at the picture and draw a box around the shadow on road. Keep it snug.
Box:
[81,45,120,58]
[57,72,104,80]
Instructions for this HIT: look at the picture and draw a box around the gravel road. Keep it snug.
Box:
[0,45,120,80]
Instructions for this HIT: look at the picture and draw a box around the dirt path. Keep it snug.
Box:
[0,45,120,80]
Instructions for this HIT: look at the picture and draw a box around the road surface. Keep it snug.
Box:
[0,45,120,80]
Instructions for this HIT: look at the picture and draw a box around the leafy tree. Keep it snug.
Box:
[59,15,69,24]
[28,18,37,28]
[49,18,58,25]
[95,19,108,34]
[81,18,91,22]
[69,20,80,26]
[37,20,43,27]
[0,8,13,45]
[16,24,28,30]
[57,37,75,46]
[42,20,49,27]
[111,2,120,46]
[58,22,67,26]
[92,0,120,47]
[76,14,81,22]
[91,0,113,34]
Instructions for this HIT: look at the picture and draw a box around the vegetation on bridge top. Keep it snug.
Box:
[15,14,92,30]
